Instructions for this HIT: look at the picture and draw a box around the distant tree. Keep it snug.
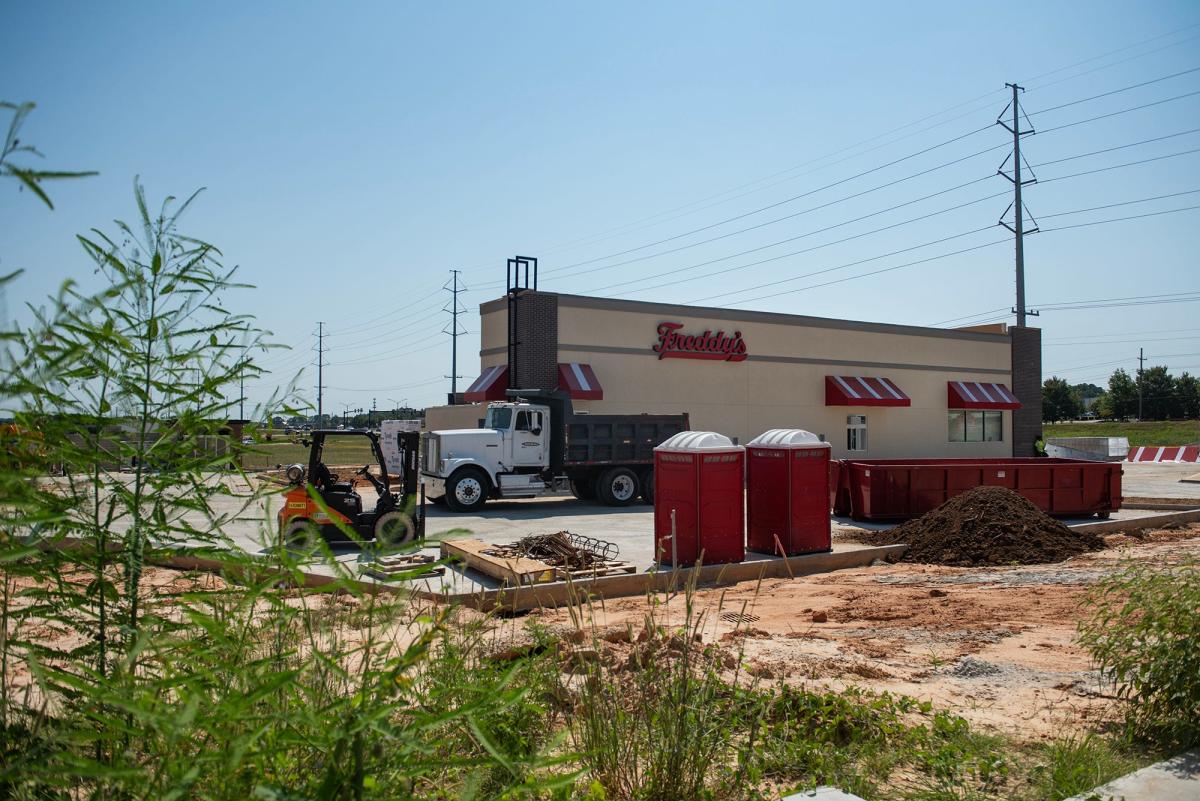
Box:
[1072,382,1104,401]
[1139,366,1177,420]
[1043,376,1083,422]
[1107,369,1138,419]
[1175,373,1200,419]
[1092,392,1113,419]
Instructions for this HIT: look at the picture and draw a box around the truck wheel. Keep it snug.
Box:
[446,468,489,513]
[282,519,320,552]
[597,467,639,507]
[570,476,596,501]
[640,468,655,505]
[374,510,416,547]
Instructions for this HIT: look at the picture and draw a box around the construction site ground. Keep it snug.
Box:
[527,522,1200,743]
[151,460,1200,598]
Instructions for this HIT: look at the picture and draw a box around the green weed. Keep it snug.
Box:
[1079,557,1200,748]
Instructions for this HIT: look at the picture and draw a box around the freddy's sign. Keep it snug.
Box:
[652,321,748,362]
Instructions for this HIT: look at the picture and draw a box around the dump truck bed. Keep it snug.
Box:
[562,413,689,466]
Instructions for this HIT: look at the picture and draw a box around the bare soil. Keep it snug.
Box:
[530,524,1200,743]
[852,486,1106,566]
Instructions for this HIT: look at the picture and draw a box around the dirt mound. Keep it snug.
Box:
[857,486,1105,566]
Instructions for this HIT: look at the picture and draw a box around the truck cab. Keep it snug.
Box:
[422,401,554,511]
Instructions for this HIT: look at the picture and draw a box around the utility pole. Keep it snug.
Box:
[370,397,376,428]
[316,321,326,425]
[443,269,467,404]
[239,371,245,421]
[997,83,1039,327]
[1138,347,1146,420]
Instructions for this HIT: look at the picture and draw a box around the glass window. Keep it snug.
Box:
[984,411,1003,441]
[846,416,867,451]
[948,410,966,442]
[948,410,1004,442]
[486,407,513,430]
[515,411,531,431]
[965,411,984,442]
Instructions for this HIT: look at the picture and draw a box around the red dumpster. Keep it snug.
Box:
[653,431,745,566]
[833,458,1122,521]
[746,429,832,556]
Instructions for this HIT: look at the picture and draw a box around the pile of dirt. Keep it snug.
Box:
[857,486,1105,566]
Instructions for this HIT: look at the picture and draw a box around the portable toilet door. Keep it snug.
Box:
[654,431,745,567]
[746,429,832,556]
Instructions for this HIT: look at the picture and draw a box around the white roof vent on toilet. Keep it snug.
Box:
[655,431,742,452]
[747,429,831,449]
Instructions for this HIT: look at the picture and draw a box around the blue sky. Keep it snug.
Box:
[3,1,1198,417]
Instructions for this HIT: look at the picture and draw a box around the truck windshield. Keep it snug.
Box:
[486,407,513,430]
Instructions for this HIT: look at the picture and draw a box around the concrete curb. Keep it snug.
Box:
[1063,748,1199,801]
[1072,508,1200,535]
[423,544,909,613]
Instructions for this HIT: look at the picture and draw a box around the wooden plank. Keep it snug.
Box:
[440,539,557,586]
[360,564,445,581]
[556,561,637,580]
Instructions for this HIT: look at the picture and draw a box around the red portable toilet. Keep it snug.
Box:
[653,431,745,567]
[746,429,832,556]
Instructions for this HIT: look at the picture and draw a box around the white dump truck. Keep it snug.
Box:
[421,389,689,512]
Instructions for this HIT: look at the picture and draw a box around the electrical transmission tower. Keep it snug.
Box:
[996,83,1040,327]
[443,269,467,404]
[316,321,326,422]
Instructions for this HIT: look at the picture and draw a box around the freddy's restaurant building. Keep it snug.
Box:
[430,291,1042,460]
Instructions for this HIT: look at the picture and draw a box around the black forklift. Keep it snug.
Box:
[279,429,425,550]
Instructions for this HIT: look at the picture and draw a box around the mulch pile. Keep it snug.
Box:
[856,485,1106,566]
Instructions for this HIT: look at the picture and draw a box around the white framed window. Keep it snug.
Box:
[846,414,867,452]
[948,410,1003,442]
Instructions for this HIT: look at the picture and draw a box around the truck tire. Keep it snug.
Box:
[597,467,640,507]
[640,467,655,505]
[446,467,489,513]
[570,475,596,501]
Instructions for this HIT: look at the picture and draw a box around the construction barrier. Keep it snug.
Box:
[1126,445,1200,463]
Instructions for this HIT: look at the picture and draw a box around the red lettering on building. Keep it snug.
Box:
[652,322,748,362]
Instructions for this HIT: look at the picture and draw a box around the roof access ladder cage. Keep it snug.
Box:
[506,255,538,391]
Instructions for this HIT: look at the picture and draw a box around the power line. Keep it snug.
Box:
[1046,335,1200,347]
[1038,89,1200,135]
[1037,146,1200,184]
[691,203,1200,309]
[1029,128,1200,169]
[1026,29,1200,92]
[582,131,1200,299]
[1029,65,1200,116]
[504,124,997,283]
[562,148,1008,288]
[931,291,1200,327]
[589,189,1006,297]
[451,24,1200,276]
[1041,203,1200,233]
[480,86,1200,297]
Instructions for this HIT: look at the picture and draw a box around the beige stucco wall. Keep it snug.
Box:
[467,294,1017,458]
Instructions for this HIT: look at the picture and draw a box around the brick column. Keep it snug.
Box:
[509,291,559,390]
[1010,326,1042,457]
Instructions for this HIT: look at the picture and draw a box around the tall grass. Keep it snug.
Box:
[0,179,558,798]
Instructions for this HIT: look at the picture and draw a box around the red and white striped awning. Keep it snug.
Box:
[558,362,603,400]
[824,375,911,407]
[1128,445,1200,463]
[463,365,509,403]
[946,381,1021,410]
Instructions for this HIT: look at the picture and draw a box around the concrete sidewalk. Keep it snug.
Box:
[781,749,1200,801]
[1064,748,1199,801]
